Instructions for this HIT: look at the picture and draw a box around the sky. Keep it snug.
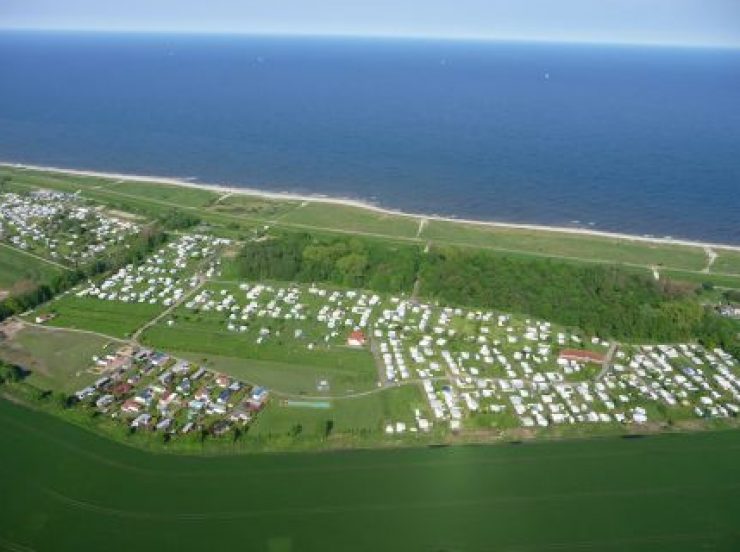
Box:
[1,0,739,48]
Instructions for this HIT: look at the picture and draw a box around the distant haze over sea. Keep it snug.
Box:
[0,32,738,243]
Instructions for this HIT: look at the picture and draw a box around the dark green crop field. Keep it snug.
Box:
[1,399,739,552]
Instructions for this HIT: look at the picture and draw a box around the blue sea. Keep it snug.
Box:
[0,31,738,243]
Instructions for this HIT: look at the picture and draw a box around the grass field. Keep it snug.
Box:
[141,318,379,394]
[0,244,65,291]
[1,398,739,551]
[0,326,117,393]
[421,220,711,271]
[713,251,740,275]
[32,295,162,338]
[279,202,421,239]
[208,193,300,220]
[104,179,220,208]
[250,384,428,440]
[173,350,378,395]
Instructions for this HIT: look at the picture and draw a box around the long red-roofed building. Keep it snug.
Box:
[558,349,606,364]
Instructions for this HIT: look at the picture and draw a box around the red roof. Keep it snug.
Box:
[559,349,606,363]
[112,383,132,396]
[348,330,366,342]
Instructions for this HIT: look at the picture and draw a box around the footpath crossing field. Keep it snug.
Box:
[0,398,739,551]
[3,165,740,289]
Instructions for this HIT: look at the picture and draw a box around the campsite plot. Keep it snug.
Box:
[29,233,230,338]
[140,281,381,394]
[0,189,140,266]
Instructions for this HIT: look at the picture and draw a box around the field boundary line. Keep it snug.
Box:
[0,242,71,271]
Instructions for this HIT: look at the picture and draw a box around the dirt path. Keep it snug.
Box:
[702,246,718,273]
[416,217,428,238]
[214,192,233,204]
[596,343,618,381]
[16,320,129,344]
[131,278,205,342]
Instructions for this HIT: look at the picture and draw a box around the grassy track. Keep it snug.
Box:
[1,398,739,551]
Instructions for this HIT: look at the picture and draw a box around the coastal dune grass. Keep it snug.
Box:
[2,165,737,281]
[278,201,421,238]
[104,179,220,208]
[421,220,711,271]
[713,250,740,275]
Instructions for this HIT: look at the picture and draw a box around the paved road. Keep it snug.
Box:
[596,342,618,381]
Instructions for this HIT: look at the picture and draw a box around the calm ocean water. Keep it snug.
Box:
[0,32,738,243]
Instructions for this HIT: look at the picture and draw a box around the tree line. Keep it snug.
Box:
[233,232,420,293]
[233,232,739,358]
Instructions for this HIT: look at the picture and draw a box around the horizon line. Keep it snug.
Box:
[2,27,739,50]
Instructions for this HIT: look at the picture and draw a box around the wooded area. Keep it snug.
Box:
[234,232,739,357]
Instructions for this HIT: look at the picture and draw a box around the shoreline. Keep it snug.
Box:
[3,161,739,252]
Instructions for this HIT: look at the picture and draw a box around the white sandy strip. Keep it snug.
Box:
[3,161,739,252]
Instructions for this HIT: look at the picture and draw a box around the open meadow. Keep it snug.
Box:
[0,244,64,294]
[0,325,119,393]
[32,295,163,338]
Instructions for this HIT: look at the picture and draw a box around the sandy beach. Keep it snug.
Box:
[3,161,739,252]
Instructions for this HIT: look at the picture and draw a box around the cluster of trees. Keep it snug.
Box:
[0,359,23,385]
[0,226,167,322]
[156,209,201,230]
[234,232,419,293]
[234,232,738,357]
[420,247,738,355]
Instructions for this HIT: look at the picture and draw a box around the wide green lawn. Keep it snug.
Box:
[32,295,162,338]
[141,319,379,394]
[173,350,376,395]
[0,244,65,290]
[1,398,740,551]
[250,384,428,440]
[0,326,118,393]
